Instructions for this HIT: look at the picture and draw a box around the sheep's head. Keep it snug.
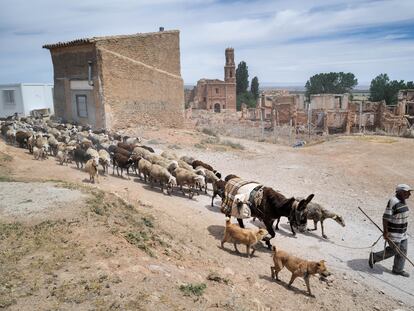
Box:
[168,176,177,187]
[195,175,205,188]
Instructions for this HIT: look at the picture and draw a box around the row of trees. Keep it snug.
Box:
[233,64,412,109]
[235,61,259,110]
[305,72,413,105]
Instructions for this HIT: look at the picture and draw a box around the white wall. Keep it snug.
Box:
[21,84,54,115]
[0,84,24,118]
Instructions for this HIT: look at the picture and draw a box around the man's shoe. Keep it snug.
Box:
[392,270,410,277]
[368,252,375,269]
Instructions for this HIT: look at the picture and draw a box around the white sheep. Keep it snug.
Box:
[33,146,48,160]
[138,157,152,182]
[98,149,111,174]
[180,155,195,165]
[56,150,69,165]
[174,167,205,199]
[196,167,219,194]
[132,146,151,160]
[47,135,59,156]
[149,164,177,195]
[86,147,99,162]
[161,150,178,160]
[125,137,142,145]
[6,129,16,145]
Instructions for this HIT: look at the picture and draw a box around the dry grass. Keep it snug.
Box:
[200,127,219,137]
[0,182,173,310]
[342,135,398,144]
[198,136,245,151]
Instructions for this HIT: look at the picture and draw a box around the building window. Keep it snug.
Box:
[3,90,15,106]
[203,97,206,103]
[335,96,342,109]
[230,70,233,78]
[215,88,219,94]
[76,95,88,118]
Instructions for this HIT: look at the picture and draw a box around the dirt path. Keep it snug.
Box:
[1,134,413,310]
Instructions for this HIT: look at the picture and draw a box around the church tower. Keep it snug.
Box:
[224,48,235,83]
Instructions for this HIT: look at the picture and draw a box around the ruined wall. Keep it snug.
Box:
[96,31,181,77]
[311,94,349,110]
[225,83,236,111]
[98,47,184,129]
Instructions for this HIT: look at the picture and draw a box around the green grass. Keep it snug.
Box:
[179,283,207,297]
[124,231,155,257]
[142,217,154,228]
[87,191,107,216]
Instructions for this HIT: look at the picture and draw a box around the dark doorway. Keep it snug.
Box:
[214,103,221,113]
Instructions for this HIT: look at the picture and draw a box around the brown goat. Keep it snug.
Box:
[211,179,226,207]
[112,147,131,157]
[117,142,138,152]
[192,160,214,171]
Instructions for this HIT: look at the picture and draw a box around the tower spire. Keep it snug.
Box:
[224,48,235,83]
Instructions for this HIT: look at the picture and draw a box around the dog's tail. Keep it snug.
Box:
[225,216,231,226]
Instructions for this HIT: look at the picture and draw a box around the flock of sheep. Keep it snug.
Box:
[1,116,223,200]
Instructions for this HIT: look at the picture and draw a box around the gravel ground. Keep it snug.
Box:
[0,133,413,310]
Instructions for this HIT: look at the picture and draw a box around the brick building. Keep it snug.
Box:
[190,48,236,112]
[43,29,184,129]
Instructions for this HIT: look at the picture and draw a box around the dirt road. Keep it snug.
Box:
[0,133,413,310]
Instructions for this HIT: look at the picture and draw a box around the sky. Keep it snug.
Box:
[0,0,413,86]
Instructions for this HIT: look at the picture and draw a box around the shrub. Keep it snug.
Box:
[179,283,206,296]
[201,128,219,137]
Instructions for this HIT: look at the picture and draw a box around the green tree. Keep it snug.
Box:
[236,91,256,111]
[251,76,259,100]
[305,72,358,99]
[369,73,412,105]
[369,73,388,102]
[236,61,249,95]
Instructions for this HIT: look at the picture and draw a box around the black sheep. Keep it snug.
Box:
[73,148,92,169]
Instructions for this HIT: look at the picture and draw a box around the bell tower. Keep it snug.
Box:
[224,48,235,83]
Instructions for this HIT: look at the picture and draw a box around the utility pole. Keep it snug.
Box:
[307,101,312,139]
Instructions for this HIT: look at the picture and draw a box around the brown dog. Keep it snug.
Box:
[270,246,329,297]
[221,217,268,258]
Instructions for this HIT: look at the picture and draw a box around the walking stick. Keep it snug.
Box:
[358,206,414,268]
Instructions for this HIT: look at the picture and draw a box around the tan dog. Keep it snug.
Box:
[270,246,330,297]
[221,217,268,258]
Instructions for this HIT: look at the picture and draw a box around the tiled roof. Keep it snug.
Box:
[43,30,179,49]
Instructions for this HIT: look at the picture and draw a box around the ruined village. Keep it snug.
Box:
[1,3,414,311]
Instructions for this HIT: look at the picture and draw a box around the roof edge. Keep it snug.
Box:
[43,30,180,50]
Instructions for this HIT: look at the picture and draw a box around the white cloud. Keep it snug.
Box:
[0,0,413,85]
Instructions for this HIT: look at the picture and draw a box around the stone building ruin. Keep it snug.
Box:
[244,91,411,135]
[187,48,236,112]
[43,29,184,129]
